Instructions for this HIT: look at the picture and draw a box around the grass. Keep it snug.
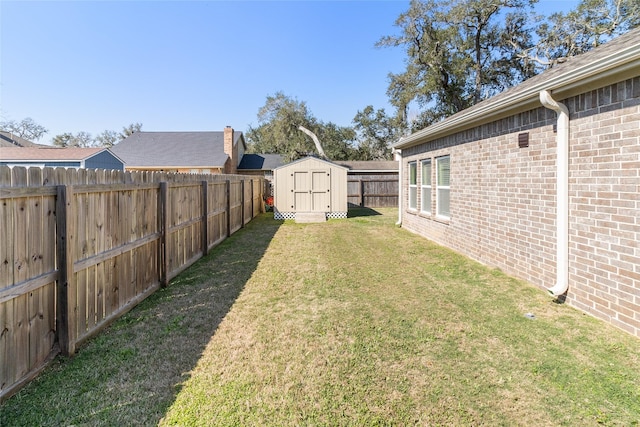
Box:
[2,208,640,426]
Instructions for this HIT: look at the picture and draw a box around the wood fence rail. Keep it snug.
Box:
[0,166,264,402]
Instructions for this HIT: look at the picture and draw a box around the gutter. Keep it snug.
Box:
[539,90,570,296]
[394,147,403,226]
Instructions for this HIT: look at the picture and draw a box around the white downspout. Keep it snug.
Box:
[539,90,569,296]
[394,148,403,226]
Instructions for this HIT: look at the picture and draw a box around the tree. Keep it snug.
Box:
[52,123,140,148]
[352,106,404,160]
[52,131,94,147]
[313,122,357,161]
[0,117,48,141]
[514,0,640,69]
[95,130,120,147]
[377,0,537,128]
[52,133,74,147]
[73,131,94,147]
[119,122,142,139]
[246,92,356,162]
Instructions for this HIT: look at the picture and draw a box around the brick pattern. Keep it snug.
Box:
[401,77,640,337]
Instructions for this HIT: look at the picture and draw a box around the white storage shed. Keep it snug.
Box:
[273,156,348,221]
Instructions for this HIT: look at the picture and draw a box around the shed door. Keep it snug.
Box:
[292,169,331,212]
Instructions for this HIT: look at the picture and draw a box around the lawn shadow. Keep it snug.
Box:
[136,213,283,423]
[0,213,282,426]
[348,207,383,217]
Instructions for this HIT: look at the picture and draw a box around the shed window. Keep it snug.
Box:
[408,161,417,210]
[421,159,432,214]
[436,156,450,218]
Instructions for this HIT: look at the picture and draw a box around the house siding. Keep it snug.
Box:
[401,77,640,337]
[84,150,125,170]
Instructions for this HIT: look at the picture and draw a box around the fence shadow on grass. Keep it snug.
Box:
[0,213,281,427]
[347,207,383,218]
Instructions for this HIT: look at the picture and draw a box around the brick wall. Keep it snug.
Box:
[224,126,237,175]
[401,77,640,337]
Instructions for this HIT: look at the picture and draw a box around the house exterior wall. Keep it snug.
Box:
[400,77,640,337]
[84,150,125,170]
[0,161,80,168]
[124,167,223,174]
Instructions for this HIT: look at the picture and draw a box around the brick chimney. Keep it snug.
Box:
[223,126,237,174]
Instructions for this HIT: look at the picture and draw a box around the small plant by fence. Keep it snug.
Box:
[0,166,264,402]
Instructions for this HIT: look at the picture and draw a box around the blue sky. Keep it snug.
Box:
[1,0,579,145]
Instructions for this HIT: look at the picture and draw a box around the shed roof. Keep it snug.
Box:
[110,131,244,168]
[0,146,114,161]
[238,153,285,171]
[394,27,640,150]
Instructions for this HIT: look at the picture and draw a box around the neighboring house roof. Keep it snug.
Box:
[0,131,48,148]
[394,27,640,150]
[0,146,115,161]
[334,160,399,172]
[110,131,245,168]
[238,153,285,171]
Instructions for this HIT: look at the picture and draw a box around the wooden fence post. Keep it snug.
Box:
[159,182,169,287]
[56,185,76,356]
[250,179,254,218]
[226,180,231,237]
[201,181,208,256]
[360,179,365,207]
[241,180,245,228]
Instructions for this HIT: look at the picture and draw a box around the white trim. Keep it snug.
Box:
[408,161,417,211]
[420,159,432,215]
[436,156,450,220]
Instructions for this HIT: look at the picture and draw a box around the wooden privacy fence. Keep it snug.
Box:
[0,166,264,402]
[347,178,398,208]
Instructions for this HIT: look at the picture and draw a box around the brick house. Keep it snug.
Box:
[111,126,245,174]
[393,28,640,337]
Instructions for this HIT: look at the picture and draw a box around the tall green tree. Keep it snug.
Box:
[378,0,537,128]
[515,0,640,69]
[52,133,75,147]
[0,117,48,141]
[352,106,404,160]
[246,92,356,162]
[52,131,94,147]
[95,130,120,147]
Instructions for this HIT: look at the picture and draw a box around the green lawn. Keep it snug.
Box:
[2,208,639,426]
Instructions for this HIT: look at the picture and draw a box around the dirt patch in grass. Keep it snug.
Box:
[2,208,640,426]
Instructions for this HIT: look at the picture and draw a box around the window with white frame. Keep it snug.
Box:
[408,161,417,210]
[421,159,432,214]
[436,156,450,218]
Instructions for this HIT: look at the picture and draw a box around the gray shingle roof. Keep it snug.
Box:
[0,131,48,148]
[238,153,285,171]
[111,131,242,168]
[334,161,399,171]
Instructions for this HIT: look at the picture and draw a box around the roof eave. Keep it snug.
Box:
[394,45,640,150]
